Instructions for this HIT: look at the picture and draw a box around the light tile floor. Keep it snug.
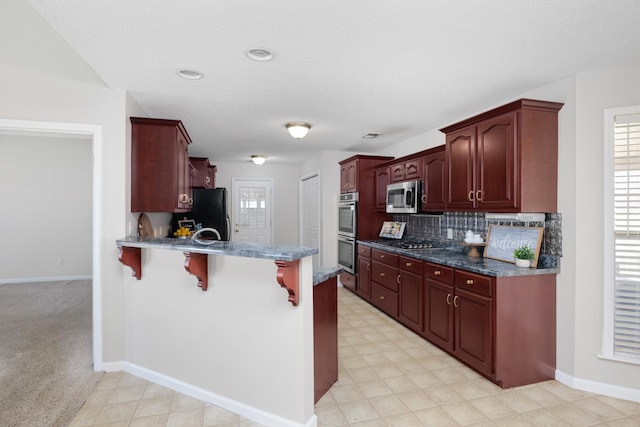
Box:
[70,287,640,426]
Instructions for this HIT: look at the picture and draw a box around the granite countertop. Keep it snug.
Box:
[116,236,318,262]
[358,240,559,277]
[313,266,343,286]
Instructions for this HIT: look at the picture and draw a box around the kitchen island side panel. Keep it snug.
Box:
[494,274,557,388]
[122,248,315,426]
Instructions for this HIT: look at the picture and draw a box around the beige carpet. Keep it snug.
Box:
[0,280,103,427]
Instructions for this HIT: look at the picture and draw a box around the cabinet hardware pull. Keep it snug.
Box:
[380,255,385,258]
[453,296,459,307]
[406,262,412,267]
[380,296,385,300]
[367,263,370,271]
[466,279,474,285]
[468,191,475,201]
[380,273,385,277]
[397,275,401,284]
[189,198,193,206]
[421,194,427,203]
[205,176,210,184]
[434,270,441,276]
[476,190,483,202]
[446,293,451,305]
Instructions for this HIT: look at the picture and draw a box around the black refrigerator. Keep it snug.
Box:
[190,187,231,241]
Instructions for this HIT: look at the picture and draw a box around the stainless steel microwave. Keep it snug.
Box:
[386,180,421,214]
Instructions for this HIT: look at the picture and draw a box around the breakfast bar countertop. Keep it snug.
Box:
[116,236,318,262]
[358,240,559,278]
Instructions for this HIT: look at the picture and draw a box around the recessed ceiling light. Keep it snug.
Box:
[177,69,203,80]
[362,133,380,139]
[246,48,274,62]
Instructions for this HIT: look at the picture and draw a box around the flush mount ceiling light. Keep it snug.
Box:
[251,155,267,165]
[246,48,274,62]
[285,122,311,139]
[176,69,203,80]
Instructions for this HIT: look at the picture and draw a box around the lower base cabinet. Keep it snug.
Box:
[357,247,556,389]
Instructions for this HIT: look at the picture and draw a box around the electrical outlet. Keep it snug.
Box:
[56,258,64,267]
[447,228,453,239]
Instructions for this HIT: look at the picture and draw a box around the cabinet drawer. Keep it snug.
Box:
[455,270,493,297]
[371,282,398,317]
[399,256,423,275]
[425,262,454,284]
[357,245,371,257]
[371,261,399,292]
[371,249,398,266]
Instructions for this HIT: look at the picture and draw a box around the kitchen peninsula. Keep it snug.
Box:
[116,236,326,427]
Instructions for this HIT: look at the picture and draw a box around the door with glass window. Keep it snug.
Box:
[232,179,272,244]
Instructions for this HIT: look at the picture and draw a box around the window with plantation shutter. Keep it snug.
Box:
[605,110,640,362]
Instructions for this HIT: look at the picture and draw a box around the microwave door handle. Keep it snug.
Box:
[406,189,414,206]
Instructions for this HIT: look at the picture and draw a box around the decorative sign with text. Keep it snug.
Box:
[485,225,543,267]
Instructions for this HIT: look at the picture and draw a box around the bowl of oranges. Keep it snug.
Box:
[173,227,192,239]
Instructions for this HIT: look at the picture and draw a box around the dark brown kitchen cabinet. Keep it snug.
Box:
[340,272,356,293]
[441,98,563,212]
[374,166,390,211]
[423,263,455,352]
[370,249,399,317]
[398,256,424,333]
[340,159,358,193]
[189,157,216,189]
[453,270,494,377]
[389,158,422,183]
[313,275,338,403]
[421,147,446,211]
[356,245,371,299]
[131,117,193,213]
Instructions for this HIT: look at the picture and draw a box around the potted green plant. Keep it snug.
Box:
[513,245,535,268]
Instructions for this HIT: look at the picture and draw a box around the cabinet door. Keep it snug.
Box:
[445,127,476,210]
[357,257,371,299]
[389,162,407,183]
[423,279,454,352]
[422,151,446,211]
[404,159,422,180]
[340,160,358,193]
[375,167,390,211]
[476,113,517,210]
[371,282,398,318]
[454,287,493,376]
[176,130,191,210]
[399,270,423,332]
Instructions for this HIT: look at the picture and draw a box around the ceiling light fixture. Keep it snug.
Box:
[246,48,274,62]
[251,155,267,165]
[285,122,311,139]
[176,69,203,80]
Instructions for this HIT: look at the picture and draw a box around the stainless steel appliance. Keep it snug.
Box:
[337,192,358,273]
[386,180,421,214]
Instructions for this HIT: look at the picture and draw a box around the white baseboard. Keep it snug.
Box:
[0,275,92,284]
[556,369,640,403]
[98,361,317,427]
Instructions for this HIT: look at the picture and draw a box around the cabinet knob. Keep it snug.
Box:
[380,255,385,259]
[434,270,441,276]
[406,262,412,267]
[380,296,385,300]
[380,272,385,277]
[466,279,474,285]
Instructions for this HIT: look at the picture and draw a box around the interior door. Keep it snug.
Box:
[232,179,272,244]
[300,173,320,267]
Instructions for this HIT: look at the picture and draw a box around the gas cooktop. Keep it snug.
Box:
[378,240,434,249]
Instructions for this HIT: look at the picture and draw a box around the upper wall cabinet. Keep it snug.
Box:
[131,117,193,213]
[421,147,446,211]
[189,157,217,189]
[440,99,563,212]
[389,158,422,183]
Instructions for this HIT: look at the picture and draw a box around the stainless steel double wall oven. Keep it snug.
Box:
[337,192,358,274]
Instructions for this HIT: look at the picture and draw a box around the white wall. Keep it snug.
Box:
[0,134,93,281]
[213,160,300,246]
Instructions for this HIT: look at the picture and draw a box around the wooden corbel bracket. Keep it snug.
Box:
[275,259,300,306]
[184,252,208,291]
[118,246,141,280]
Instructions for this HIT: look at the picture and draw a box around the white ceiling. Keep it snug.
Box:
[25,0,640,164]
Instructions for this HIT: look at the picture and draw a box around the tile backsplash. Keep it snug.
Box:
[393,212,562,256]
